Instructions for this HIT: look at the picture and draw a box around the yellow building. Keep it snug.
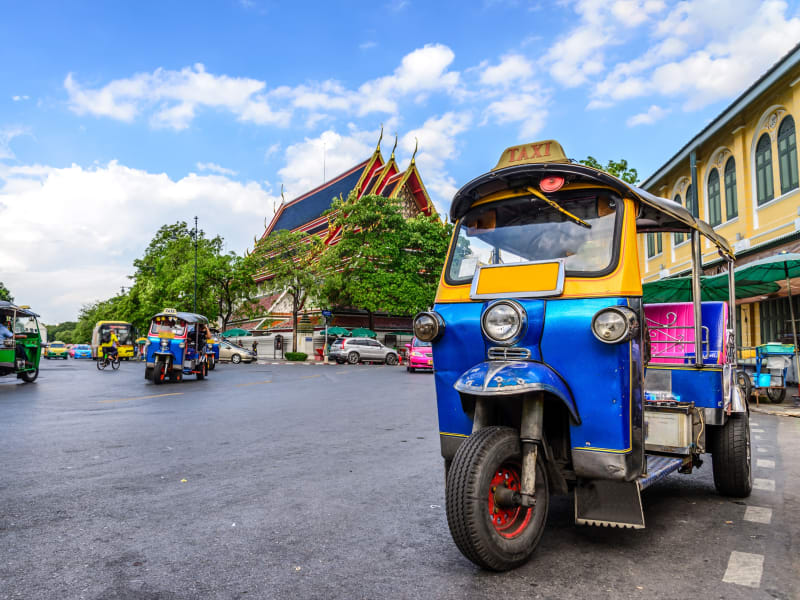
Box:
[639,42,800,349]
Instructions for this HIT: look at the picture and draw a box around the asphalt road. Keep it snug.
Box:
[1,359,798,599]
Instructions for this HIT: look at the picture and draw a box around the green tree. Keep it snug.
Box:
[205,252,260,332]
[319,193,452,323]
[0,281,13,302]
[45,321,78,344]
[580,156,639,184]
[249,229,322,352]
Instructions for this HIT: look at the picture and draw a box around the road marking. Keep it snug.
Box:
[235,380,273,387]
[744,506,772,524]
[755,434,763,440]
[99,392,183,404]
[752,428,765,432]
[299,374,321,380]
[751,421,760,426]
[722,551,764,588]
[753,478,775,491]
[757,447,769,453]
[756,458,775,469]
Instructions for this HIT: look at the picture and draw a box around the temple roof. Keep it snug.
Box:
[264,160,369,237]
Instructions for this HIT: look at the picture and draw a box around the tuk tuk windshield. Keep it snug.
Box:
[448,191,621,284]
[150,317,187,337]
[13,316,38,336]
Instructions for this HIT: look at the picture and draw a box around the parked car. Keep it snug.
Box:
[405,337,433,372]
[45,341,68,360]
[72,344,93,359]
[219,339,256,364]
[329,337,399,365]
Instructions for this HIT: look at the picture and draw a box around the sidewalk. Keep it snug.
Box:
[751,400,800,418]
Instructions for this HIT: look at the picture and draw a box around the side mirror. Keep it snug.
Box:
[405,344,411,349]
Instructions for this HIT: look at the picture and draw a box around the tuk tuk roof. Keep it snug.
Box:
[0,300,39,317]
[449,159,734,260]
[151,311,209,324]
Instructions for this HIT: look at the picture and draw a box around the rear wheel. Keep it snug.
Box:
[766,387,786,404]
[407,366,414,372]
[208,356,215,370]
[385,353,397,366]
[711,414,752,497]
[347,351,360,365]
[111,357,120,370]
[446,426,549,571]
[736,370,752,402]
[197,362,207,380]
[19,368,38,383]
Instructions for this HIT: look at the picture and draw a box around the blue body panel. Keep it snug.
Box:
[646,366,723,408]
[434,297,635,453]
[146,336,186,368]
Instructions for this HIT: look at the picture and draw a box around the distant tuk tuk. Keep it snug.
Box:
[144,308,210,384]
[205,333,220,370]
[414,140,750,571]
[0,301,42,383]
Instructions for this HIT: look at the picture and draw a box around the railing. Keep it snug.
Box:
[647,311,710,361]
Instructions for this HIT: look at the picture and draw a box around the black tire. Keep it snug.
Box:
[231,354,241,364]
[144,367,153,380]
[96,357,106,371]
[347,351,360,365]
[711,414,753,498]
[169,370,181,383]
[208,357,216,370]
[19,368,38,383]
[446,426,549,571]
[197,362,207,380]
[736,370,752,402]
[766,387,786,404]
[385,353,398,366]
[111,358,120,370]
[152,361,167,385]
[336,358,345,364]
[407,366,414,372]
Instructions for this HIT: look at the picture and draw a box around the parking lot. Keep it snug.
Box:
[1,359,799,599]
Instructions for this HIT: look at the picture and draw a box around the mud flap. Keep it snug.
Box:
[574,479,645,529]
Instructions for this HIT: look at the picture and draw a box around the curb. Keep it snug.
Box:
[751,406,800,419]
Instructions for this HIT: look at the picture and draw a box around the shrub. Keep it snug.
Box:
[285,352,308,362]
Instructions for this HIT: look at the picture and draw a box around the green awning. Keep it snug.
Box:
[326,326,350,337]
[221,328,252,337]
[642,275,780,303]
[350,327,377,338]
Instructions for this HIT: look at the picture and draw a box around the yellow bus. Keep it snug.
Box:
[92,321,135,360]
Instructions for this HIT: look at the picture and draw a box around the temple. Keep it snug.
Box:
[232,132,436,342]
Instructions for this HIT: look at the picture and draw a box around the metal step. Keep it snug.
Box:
[639,455,683,491]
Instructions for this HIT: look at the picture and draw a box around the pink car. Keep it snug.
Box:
[405,337,433,372]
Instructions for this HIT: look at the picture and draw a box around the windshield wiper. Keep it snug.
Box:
[526,186,591,229]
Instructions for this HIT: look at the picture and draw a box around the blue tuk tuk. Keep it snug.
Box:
[415,140,750,571]
[144,308,210,384]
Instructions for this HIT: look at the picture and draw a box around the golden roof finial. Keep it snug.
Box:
[376,124,384,151]
[280,183,285,204]
[390,133,398,160]
[411,137,418,165]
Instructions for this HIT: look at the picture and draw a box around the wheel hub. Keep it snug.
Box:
[488,464,532,538]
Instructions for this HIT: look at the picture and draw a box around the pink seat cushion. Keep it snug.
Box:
[644,302,727,364]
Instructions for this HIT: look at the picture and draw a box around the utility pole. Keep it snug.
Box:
[194,216,198,313]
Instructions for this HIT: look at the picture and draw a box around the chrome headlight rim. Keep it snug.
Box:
[591,306,638,344]
[413,311,445,343]
[481,300,527,346]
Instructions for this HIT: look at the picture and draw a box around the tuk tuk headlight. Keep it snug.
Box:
[481,300,526,345]
[413,312,445,342]
[591,306,638,344]
[160,340,169,350]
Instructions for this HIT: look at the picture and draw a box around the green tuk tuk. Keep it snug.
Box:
[0,300,42,383]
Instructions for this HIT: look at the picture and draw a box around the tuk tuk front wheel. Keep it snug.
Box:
[153,361,168,385]
[19,368,38,383]
[197,362,207,380]
[711,414,752,498]
[445,426,549,571]
[208,357,215,370]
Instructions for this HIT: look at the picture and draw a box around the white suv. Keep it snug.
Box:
[329,337,399,365]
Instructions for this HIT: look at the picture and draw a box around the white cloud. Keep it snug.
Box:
[0,161,278,322]
[359,41,377,50]
[11,95,30,102]
[65,64,290,130]
[479,54,534,87]
[0,127,30,160]
[196,162,238,176]
[626,104,670,126]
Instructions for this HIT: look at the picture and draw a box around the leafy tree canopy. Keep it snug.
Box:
[580,156,639,185]
[0,281,13,302]
[319,193,452,316]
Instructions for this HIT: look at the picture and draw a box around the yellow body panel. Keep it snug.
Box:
[436,196,643,303]
[475,262,560,296]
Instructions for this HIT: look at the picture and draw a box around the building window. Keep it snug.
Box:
[685,184,697,218]
[778,116,798,195]
[673,193,684,244]
[646,233,662,258]
[756,133,774,205]
[707,168,721,226]
[724,157,737,220]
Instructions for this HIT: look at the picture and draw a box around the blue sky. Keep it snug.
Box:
[2,0,800,322]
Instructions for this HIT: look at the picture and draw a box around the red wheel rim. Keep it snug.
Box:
[488,462,532,539]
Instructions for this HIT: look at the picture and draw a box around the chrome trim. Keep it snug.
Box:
[481,300,528,346]
[691,231,703,368]
[413,311,445,342]
[470,258,565,300]
[487,346,531,360]
[591,306,639,344]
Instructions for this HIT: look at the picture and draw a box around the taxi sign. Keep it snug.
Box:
[492,140,569,171]
[162,308,177,315]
